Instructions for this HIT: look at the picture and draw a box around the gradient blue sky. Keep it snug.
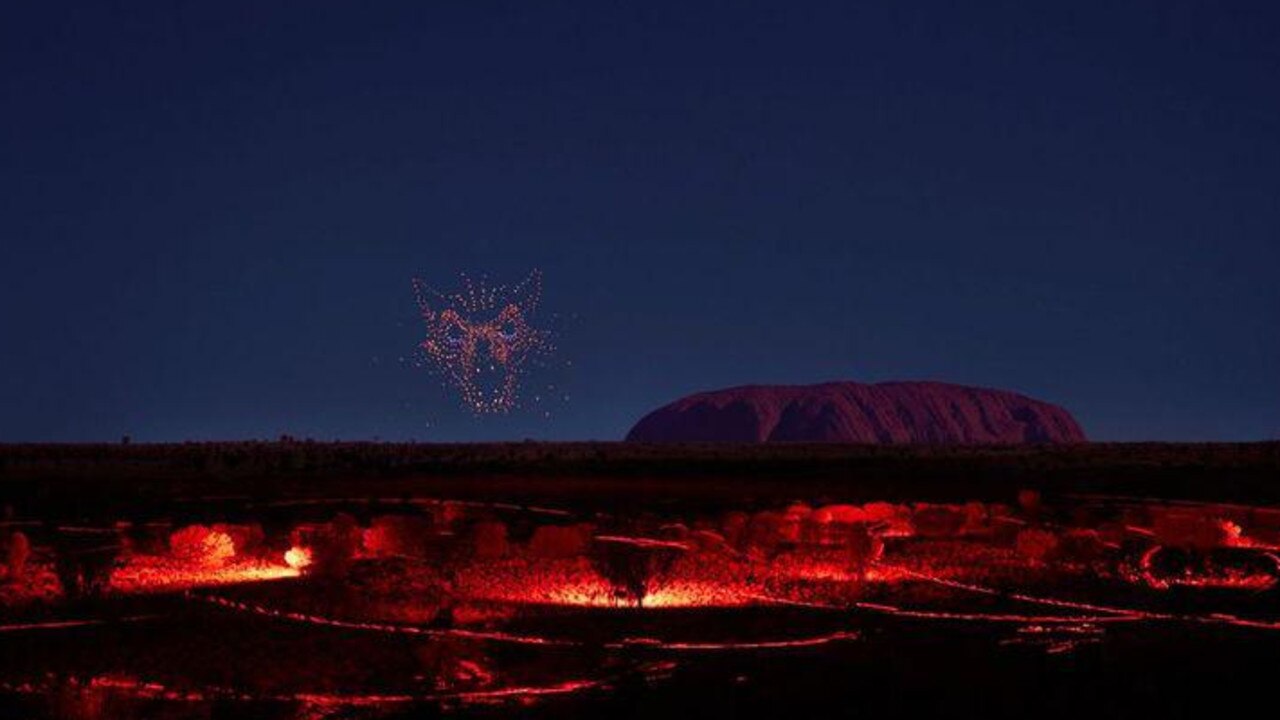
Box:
[2,1,1277,442]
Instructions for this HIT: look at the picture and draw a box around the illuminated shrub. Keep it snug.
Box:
[780,505,813,543]
[687,529,730,555]
[847,524,885,573]
[743,511,785,556]
[959,502,991,535]
[657,523,690,541]
[54,543,117,599]
[721,512,749,547]
[527,524,592,558]
[1015,528,1060,563]
[985,504,1022,543]
[363,515,435,557]
[470,521,509,559]
[1057,529,1110,564]
[862,502,914,537]
[1017,489,1043,517]
[429,503,465,530]
[911,504,966,538]
[169,525,235,568]
[787,520,884,578]
[308,513,362,578]
[784,503,813,522]
[590,538,682,607]
[214,523,264,556]
[805,505,875,546]
[812,505,865,524]
[800,517,844,547]
[281,546,309,570]
[1152,511,1243,550]
[2,531,29,582]
[1093,521,1130,548]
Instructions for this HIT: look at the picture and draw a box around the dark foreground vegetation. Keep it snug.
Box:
[1,441,1278,519]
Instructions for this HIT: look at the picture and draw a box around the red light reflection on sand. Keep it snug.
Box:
[109,558,299,594]
[454,557,761,609]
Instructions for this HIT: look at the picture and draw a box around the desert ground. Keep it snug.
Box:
[2,442,1279,719]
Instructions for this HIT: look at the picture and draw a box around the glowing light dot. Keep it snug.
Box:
[284,546,312,570]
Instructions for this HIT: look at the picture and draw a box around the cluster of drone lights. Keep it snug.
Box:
[411,270,553,414]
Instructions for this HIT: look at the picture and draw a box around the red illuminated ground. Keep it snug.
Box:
[4,486,1280,720]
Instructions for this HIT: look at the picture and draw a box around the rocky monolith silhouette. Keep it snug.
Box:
[626,381,1085,444]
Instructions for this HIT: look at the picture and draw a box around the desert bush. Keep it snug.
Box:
[363,515,435,558]
[1015,528,1059,563]
[469,521,509,559]
[687,529,730,555]
[169,525,235,568]
[1017,489,1043,518]
[590,539,681,607]
[847,523,885,573]
[1152,511,1242,550]
[2,531,30,582]
[863,502,914,536]
[743,511,785,556]
[1057,529,1110,564]
[912,504,966,538]
[720,512,749,547]
[527,523,592,558]
[53,544,117,599]
[308,513,363,578]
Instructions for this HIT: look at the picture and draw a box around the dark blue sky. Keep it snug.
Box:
[2,1,1277,442]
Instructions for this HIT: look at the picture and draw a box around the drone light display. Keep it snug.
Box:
[411,270,552,414]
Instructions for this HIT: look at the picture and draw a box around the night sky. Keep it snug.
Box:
[2,2,1277,442]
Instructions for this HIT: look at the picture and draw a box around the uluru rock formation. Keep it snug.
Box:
[626,381,1086,444]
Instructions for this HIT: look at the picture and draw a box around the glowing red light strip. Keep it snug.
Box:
[887,564,1167,620]
[593,535,690,551]
[188,592,582,646]
[0,615,157,633]
[749,593,1144,625]
[606,631,860,651]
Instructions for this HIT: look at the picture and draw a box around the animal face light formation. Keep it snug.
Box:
[411,270,551,414]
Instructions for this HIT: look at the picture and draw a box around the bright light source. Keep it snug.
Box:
[285,546,312,570]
